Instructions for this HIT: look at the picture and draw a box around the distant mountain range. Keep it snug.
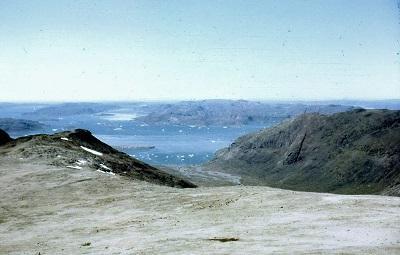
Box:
[3,100,399,128]
[22,103,118,118]
[136,100,355,126]
[0,118,44,132]
[205,109,400,196]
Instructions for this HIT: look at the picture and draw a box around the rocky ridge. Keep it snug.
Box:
[206,109,400,196]
[0,128,196,188]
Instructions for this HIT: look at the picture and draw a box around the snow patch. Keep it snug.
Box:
[96,169,116,175]
[80,146,103,156]
[76,159,87,166]
[100,164,112,171]
[66,165,82,170]
[61,137,69,141]
[101,113,138,121]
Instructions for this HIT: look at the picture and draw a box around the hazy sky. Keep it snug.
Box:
[0,0,399,101]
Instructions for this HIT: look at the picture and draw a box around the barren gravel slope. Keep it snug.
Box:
[1,159,400,255]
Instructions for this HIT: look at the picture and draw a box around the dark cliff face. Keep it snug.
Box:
[0,129,13,146]
[206,109,400,196]
[0,129,196,188]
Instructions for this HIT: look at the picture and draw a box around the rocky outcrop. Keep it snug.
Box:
[0,129,196,188]
[0,129,13,146]
[205,109,400,196]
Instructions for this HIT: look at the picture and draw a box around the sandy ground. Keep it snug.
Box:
[1,159,400,254]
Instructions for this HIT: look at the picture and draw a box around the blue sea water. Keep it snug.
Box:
[96,124,265,166]
[3,108,266,166]
[3,100,399,166]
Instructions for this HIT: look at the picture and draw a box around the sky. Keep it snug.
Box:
[0,0,399,102]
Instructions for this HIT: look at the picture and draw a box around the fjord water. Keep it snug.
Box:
[4,107,266,166]
[96,124,265,166]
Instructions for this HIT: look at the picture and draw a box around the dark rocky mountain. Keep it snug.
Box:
[136,100,354,126]
[0,129,196,188]
[205,109,400,196]
[0,118,44,132]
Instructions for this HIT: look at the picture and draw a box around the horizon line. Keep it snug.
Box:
[1,98,400,104]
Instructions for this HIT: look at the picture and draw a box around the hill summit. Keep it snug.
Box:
[0,128,196,188]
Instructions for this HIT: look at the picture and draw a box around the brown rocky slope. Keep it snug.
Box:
[205,109,400,195]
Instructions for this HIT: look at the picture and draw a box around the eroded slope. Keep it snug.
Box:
[206,109,400,195]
